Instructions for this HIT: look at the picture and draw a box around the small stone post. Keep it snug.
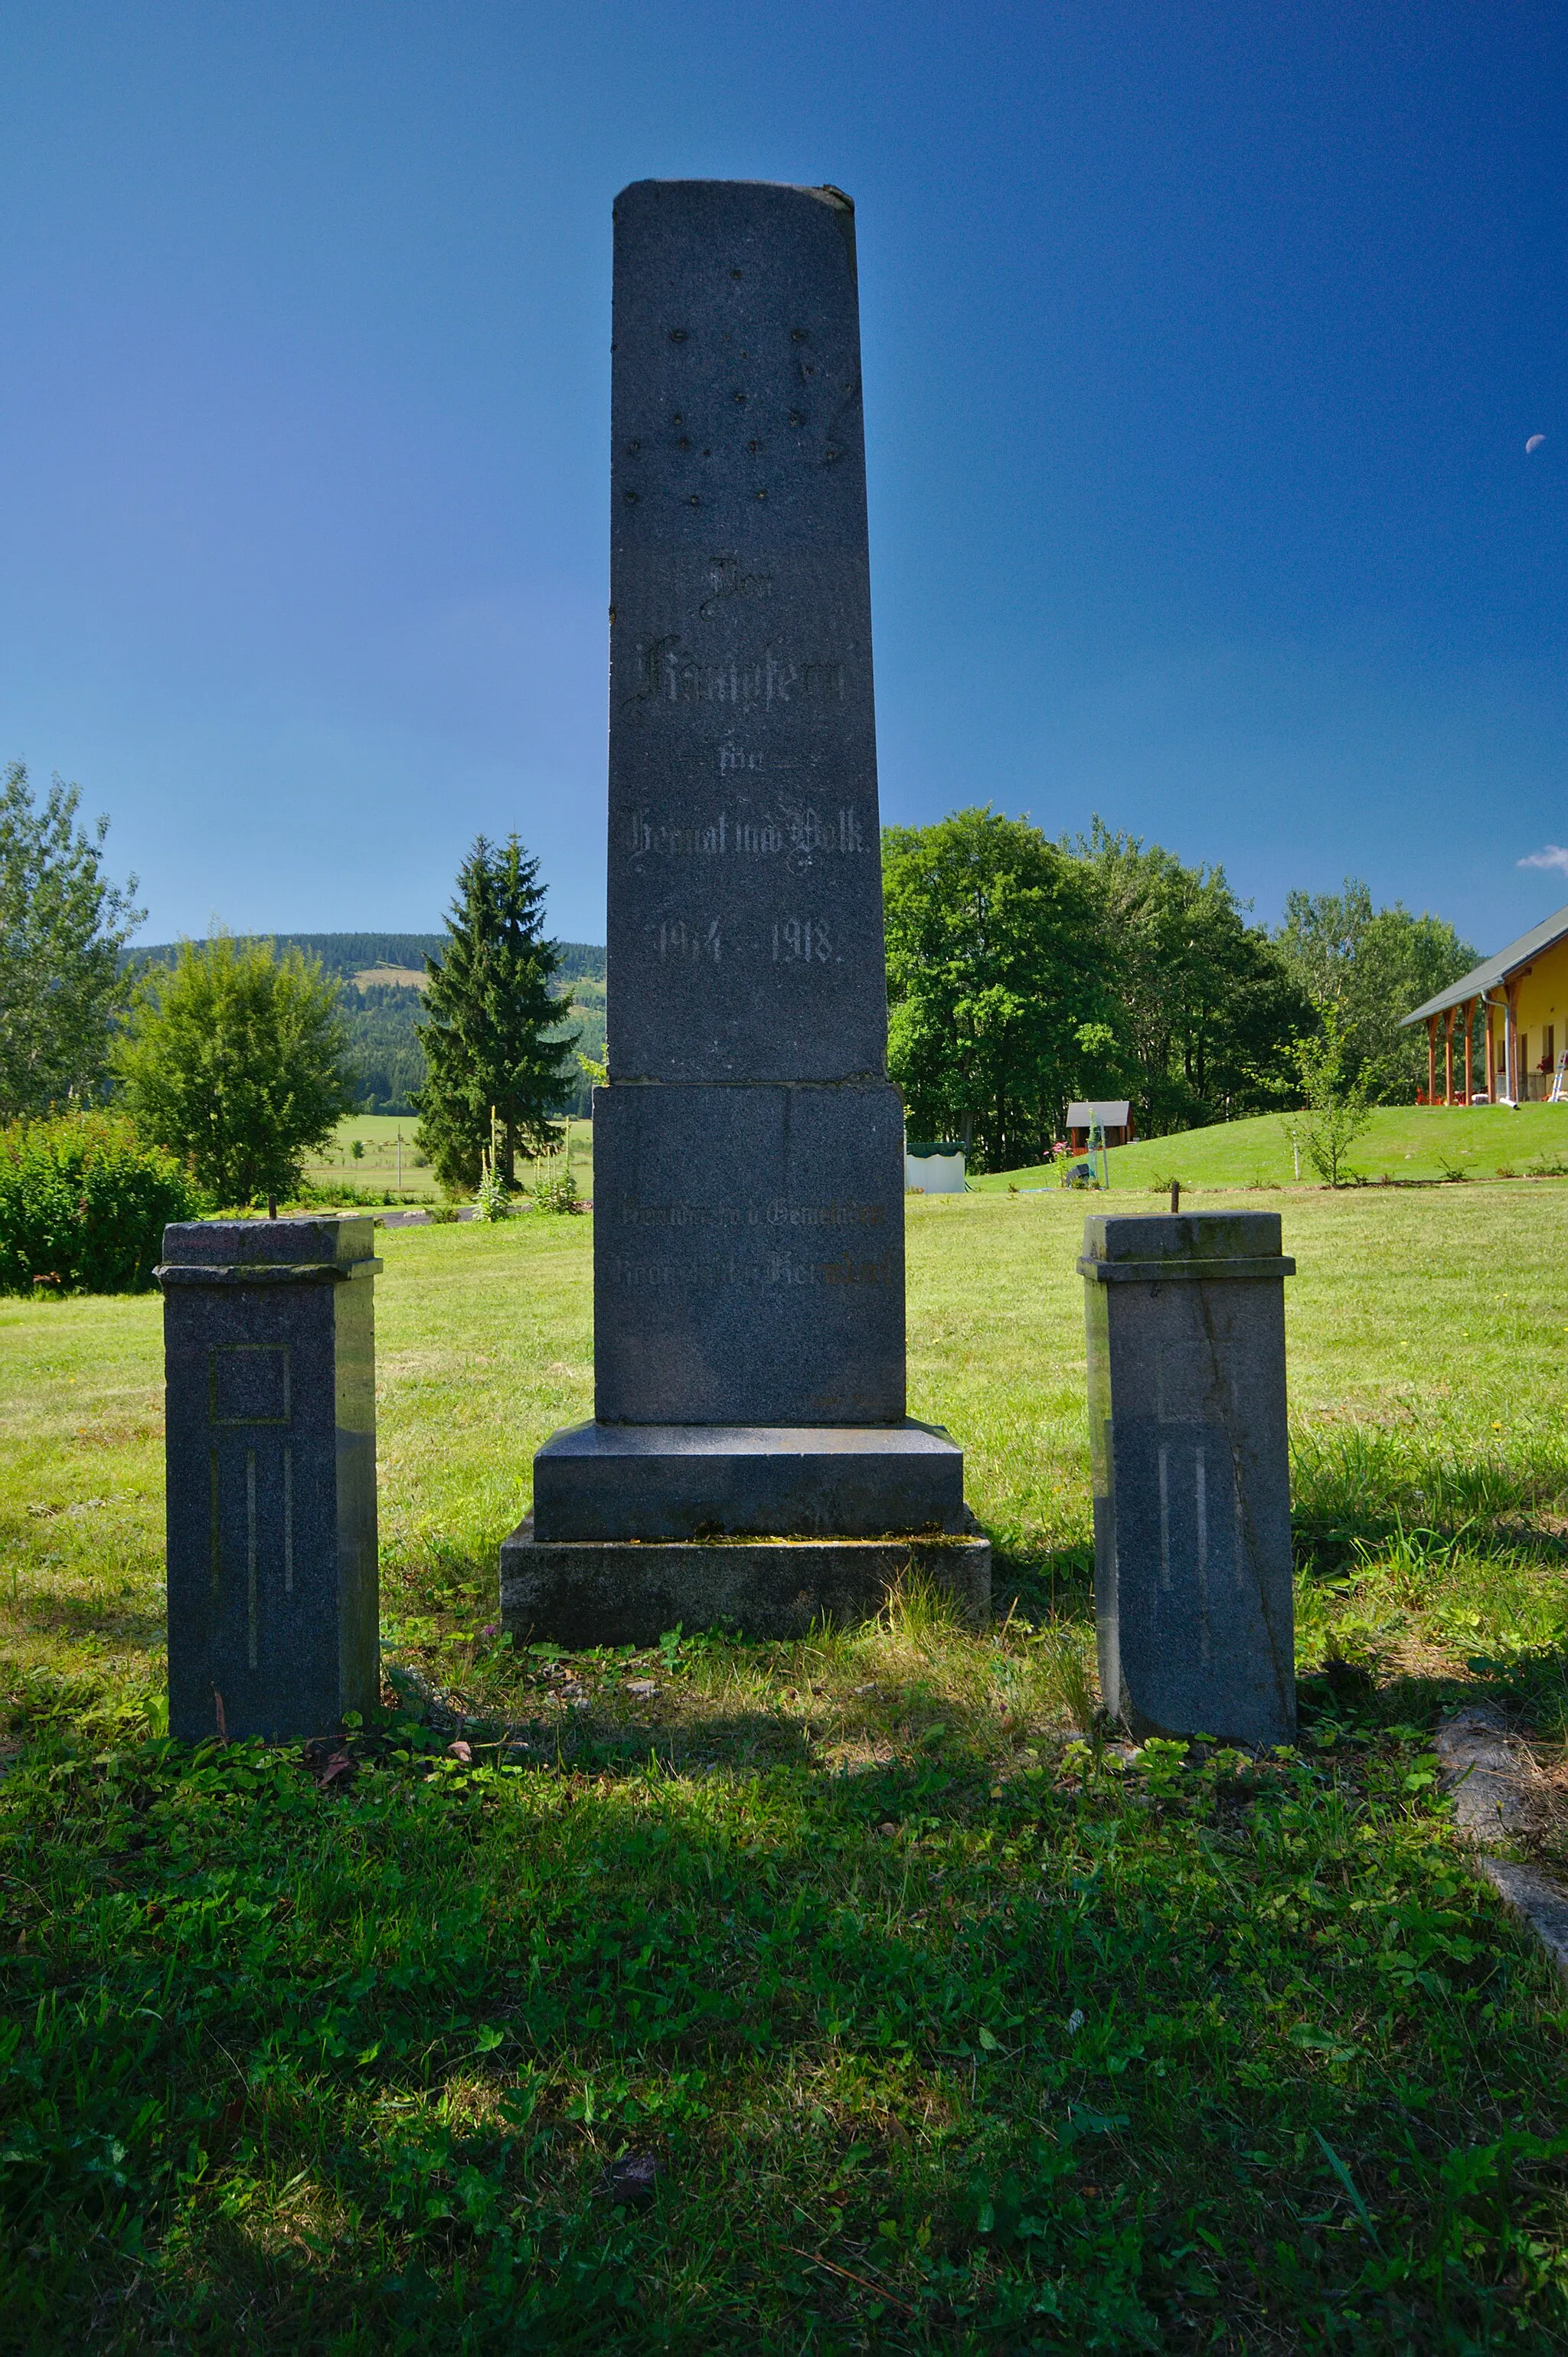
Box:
[157,1218,381,1743]
[1080,1211,1296,1747]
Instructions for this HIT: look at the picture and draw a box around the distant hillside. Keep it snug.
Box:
[124,932,606,1116]
[129,933,606,985]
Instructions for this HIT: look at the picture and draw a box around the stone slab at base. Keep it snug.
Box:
[532,1418,966,1541]
[500,1512,991,1649]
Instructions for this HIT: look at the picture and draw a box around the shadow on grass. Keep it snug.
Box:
[5,1705,1568,2354]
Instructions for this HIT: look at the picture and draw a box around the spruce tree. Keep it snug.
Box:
[414,836,576,1195]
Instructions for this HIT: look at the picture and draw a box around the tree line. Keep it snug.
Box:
[126,930,606,1118]
[2,758,1481,1201]
[886,809,1475,1169]
[2,766,579,1205]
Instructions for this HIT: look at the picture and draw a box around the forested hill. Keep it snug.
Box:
[125,933,606,1116]
[129,933,606,984]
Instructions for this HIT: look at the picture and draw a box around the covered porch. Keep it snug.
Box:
[1403,901,1568,1108]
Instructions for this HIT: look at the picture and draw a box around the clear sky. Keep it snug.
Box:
[2,2,1564,956]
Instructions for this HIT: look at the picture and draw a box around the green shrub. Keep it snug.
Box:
[0,1113,203,1296]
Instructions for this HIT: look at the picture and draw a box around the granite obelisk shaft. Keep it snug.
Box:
[596,178,903,1427]
[607,178,887,1090]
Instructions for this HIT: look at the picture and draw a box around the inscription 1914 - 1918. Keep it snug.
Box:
[652,913,835,966]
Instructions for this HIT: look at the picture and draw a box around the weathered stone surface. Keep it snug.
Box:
[1080,1211,1295,1747]
[593,1080,904,1424]
[501,1512,990,1649]
[510,180,985,1624]
[533,1417,965,1541]
[158,1218,380,1743]
[608,179,885,1086]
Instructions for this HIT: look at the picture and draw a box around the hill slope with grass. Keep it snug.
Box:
[4,1186,1568,2342]
[973,1101,1568,1192]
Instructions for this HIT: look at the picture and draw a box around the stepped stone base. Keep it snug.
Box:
[500,1512,991,1649]
[531,1418,968,1542]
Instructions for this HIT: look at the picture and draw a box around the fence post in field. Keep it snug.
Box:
[155,1217,381,1743]
[1080,1210,1296,1747]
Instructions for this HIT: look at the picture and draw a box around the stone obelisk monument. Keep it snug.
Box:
[501,180,988,1645]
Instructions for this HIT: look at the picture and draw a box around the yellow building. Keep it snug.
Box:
[1402,901,1568,1104]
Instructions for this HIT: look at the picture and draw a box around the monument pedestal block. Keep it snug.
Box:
[501,1511,990,1649]
[593,1084,906,1426]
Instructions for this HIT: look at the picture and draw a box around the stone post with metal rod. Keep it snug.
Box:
[1079,1210,1296,1747]
[156,1218,381,1743]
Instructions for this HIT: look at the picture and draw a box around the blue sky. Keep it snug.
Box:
[2,2,1564,954]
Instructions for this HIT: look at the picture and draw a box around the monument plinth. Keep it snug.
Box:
[501,179,988,1644]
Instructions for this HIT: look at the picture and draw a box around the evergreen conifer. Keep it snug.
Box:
[414,837,576,1195]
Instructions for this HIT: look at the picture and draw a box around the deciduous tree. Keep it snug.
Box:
[1066,822,1312,1136]
[1276,881,1475,1103]
[0,762,143,1116]
[1292,1009,1373,1185]
[113,934,351,1207]
[883,809,1112,1172]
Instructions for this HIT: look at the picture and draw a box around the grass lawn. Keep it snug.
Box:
[4,1188,1568,2347]
[972,1103,1568,1195]
[299,1115,595,1208]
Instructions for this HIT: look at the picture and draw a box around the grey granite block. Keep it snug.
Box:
[592,1080,904,1424]
[500,1512,991,1649]
[533,1418,965,1541]
[608,179,886,1086]
[158,1218,381,1743]
[1080,1211,1296,1747]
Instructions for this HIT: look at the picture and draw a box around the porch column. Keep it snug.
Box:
[1459,998,1475,1103]
[1427,1015,1437,1103]
[1485,1005,1495,1098]
[1443,1006,1454,1106]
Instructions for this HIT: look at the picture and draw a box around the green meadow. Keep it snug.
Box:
[4,1186,1568,2347]
[299,1114,596,1207]
[972,1102,1568,1195]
